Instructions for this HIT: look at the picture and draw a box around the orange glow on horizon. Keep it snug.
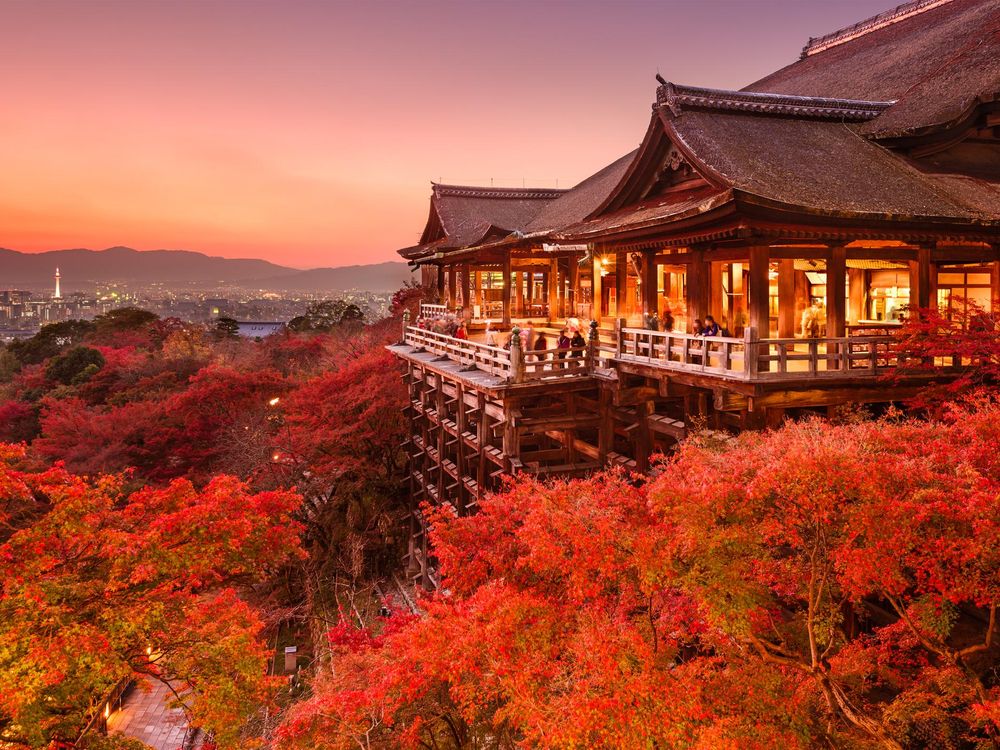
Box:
[0,0,894,269]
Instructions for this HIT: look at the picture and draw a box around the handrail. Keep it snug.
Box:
[403,326,594,383]
[419,303,449,320]
[405,326,512,378]
[76,676,133,741]
[618,327,749,378]
[616,328,928,381]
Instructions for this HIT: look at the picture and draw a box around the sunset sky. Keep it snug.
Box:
[1,0,894,269]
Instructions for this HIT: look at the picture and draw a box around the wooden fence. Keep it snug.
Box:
[405,318,957,385]
[618,326,910,382]
[403,324,593,383]
[419,303,449,320]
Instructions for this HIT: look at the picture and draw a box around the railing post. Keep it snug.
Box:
[615,317,625,358]
[401,309,410,344]
[744,326,759,377]
[510,326,524,383]
[587,320,599,372]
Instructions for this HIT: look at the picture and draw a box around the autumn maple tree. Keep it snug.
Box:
[0,445,304,748]
[891,302,1000,409]
[277,400,1000,750]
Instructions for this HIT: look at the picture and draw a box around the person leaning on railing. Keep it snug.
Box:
[557,328,571,369]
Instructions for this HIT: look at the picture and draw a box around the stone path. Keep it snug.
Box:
[106,679,189,750]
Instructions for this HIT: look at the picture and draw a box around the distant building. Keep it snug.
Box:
[53,267,62,299]
[205,298,229,316]
[235,321,285,338]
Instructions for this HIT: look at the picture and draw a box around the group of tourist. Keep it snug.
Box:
[483,320,587,359]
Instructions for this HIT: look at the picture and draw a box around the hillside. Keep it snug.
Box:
[0,247,413,292]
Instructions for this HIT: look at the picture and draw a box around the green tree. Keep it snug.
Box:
[93,307,159,336]
[6,320,96,365]
[0,347,19,382]
[288,300,364,332]
[45,346,106,385]
[214,316,241,339]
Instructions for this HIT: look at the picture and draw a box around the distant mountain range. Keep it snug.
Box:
[0,246,414,293]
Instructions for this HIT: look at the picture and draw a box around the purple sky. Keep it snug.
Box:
[0,0,894,267]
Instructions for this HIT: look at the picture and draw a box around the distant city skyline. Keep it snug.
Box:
[2,0,894,268]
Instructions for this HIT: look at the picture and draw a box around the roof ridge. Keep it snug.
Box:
[657,83,894,121]
[802,0,954,58]
[432,183,567,200]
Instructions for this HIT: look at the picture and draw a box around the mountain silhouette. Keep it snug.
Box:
[0,247,414,293]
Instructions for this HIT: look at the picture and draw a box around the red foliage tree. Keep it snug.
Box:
[0,451,304,748]
[891,303,1000,408]
[278,404,1000,749]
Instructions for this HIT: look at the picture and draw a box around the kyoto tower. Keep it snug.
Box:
[54,267,62,299]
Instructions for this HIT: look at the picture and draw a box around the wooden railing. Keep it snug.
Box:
[403,323,595,383]
[521,346,589,380]
[618,328,749,379]
[405,326,513,378]
[754,336,897,380]
[618,327,909,382]
[419,303,449,320]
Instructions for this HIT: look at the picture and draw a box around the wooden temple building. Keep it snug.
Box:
[389,0,1000,586]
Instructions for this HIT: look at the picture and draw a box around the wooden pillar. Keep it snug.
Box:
[548,258,559,323]
[455,383,466,512]
[748,244,770,336]
[598,385,613,463]
[778,259,796,337]
[563,392,577,463]
[473,270,482,312]
[641,252,657,320]
[461,264,471,314]
[686,247,709,331]
[991,257,1000,313]
[827,244,847,337]
[709,261,724,323]
[568,256,579,318]
[848,268,865,324]
[910,243,932,311]
[502,255,512,325]
[516,271,526,318]
[592,252,603,322]
[476,392,487,501]
[556,260,566,317]
[447,265,457,310]
[436,264,445,304]
[615,252,627,320]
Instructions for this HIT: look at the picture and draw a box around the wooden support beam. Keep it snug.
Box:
[778,258,796,338]
[848,268,865,325]
[615,251,628,320]
[748,244,770,336]
[614,386,660,407]
[686,247,709,331]
[513,414,602,432]
[447,265,457,310]
[911,243,932,311]
[598,385,614,463]
[461,264,472,314]
[568,255,580,318]
[548,258,559,323]
[992,258,1000,313]
[436,265,445,304]
[827,244,847,338]
[516,270,526,318]
[592,251,603,322]
[502,254,512,325]
[455,383,467,513]
[642,252,657,321]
